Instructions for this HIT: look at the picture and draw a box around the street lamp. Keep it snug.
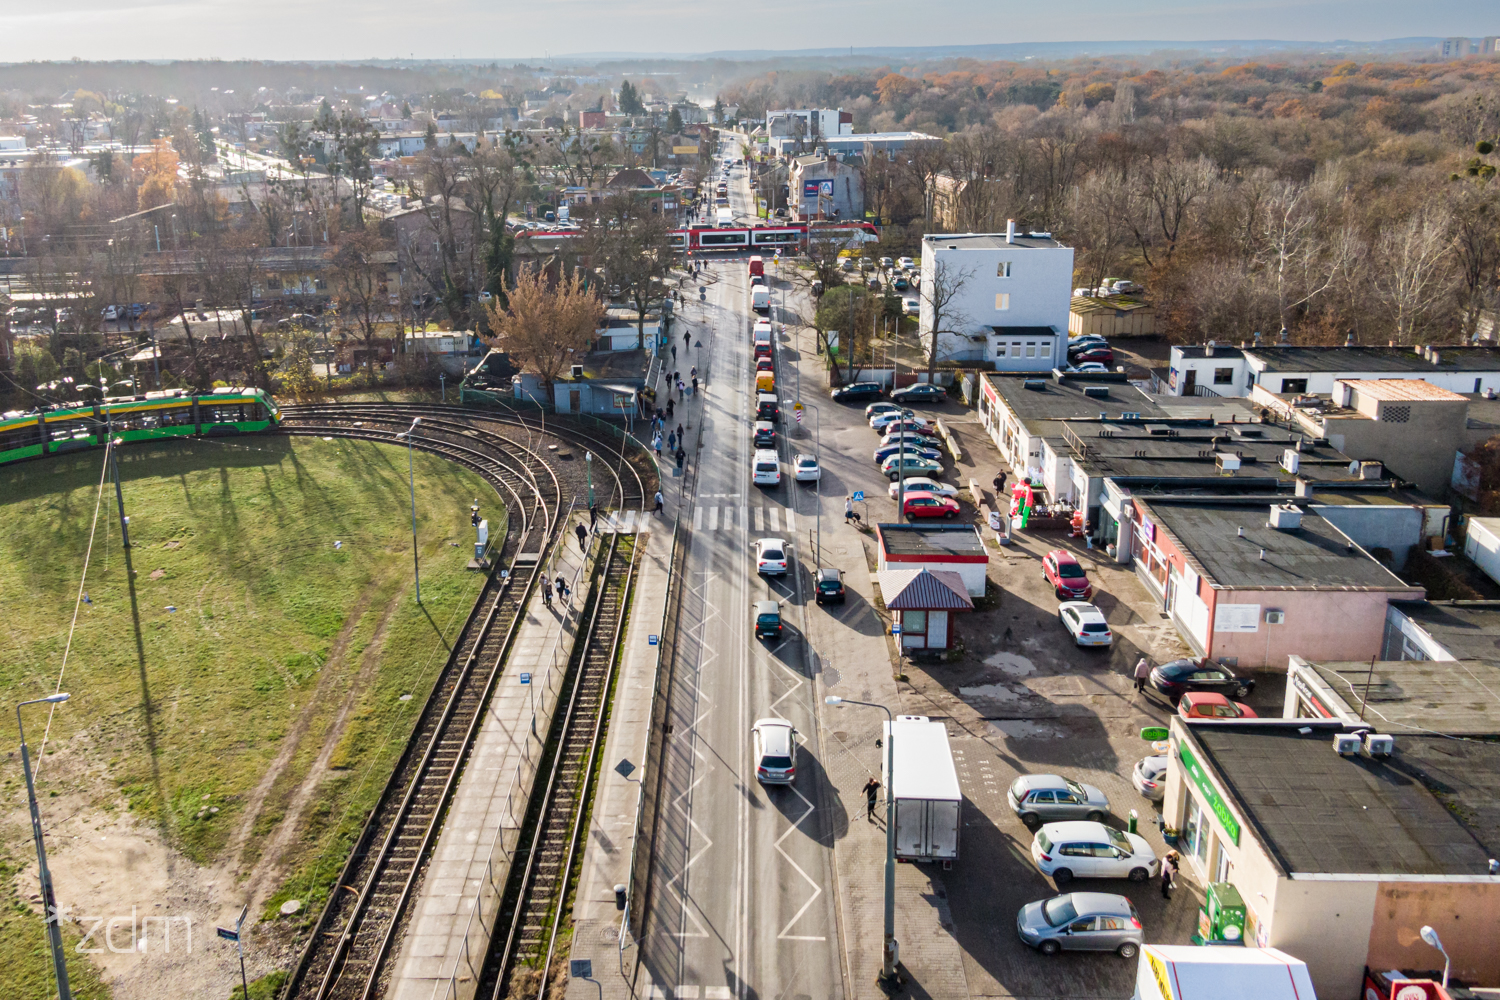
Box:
[585,451,595,508]
[18,693,73,1000]
[824,695,898,985]
[395,417,423,604]
[1420,925,1450,989]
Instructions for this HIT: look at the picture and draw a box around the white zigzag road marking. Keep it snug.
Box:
[774,780,825,941]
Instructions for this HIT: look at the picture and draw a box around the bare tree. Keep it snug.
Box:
[1374,200,1456,344]
[1070,170,1132,294]
[919,258,975,378]
[482,264,603,389]
[589,193,674,349]
[331,230,395,385]
[1448,184,1500,340]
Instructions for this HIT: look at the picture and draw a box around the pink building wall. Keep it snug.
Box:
[1201,586,1423,667]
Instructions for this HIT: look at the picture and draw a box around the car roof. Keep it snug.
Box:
[795,454,817,463]
[754,420,773,429]
[1182,691,1231,705]
[1039,820,1115,839]
[1059,601,1105,621]
[1047,549,1080,564]
[903,491,948,501]
[753,448,778,459]
[1064,892,1137,917]
[1015,774,1072,792]
[754,599,780,614]
[756,537,787,548]
[816,567,841,580]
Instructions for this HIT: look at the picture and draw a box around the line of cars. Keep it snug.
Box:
[1064,334,1115,374]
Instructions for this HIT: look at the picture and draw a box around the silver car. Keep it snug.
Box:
[1016,892,1143,959]
[1008,774,1111,829]
[1132,755,1168,802]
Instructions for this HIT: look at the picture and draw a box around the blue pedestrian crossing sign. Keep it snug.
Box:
[851,491,865,502]
[519,672,532,685]
[649,634,659,646]
[891,623,902,635]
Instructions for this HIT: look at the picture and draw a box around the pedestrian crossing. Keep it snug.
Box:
[690,504,798,533]
[597,509,647,533]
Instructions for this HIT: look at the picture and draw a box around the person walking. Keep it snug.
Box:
[589,503,599,528]
[652,432,662,458]
[1160,851,1178,900]
[862,777,881,822]
[676,422,684,441]
[653,490,664,516]
[667,430,677,452]
[993,469,1008,495]
[666,398,675,419]
[1134,656,1151,694]
[691,376,699,394]
[542,576,554,609]
[684,330,691,351]
[556,574,570,603]
[671,344,677,363]
[844,496,861,526]
[575,523,588,549]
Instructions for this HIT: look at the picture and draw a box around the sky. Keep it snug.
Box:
[0,0,1494,63]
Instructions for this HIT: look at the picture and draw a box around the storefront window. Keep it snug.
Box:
[1184,795,1207,865]
[1215,842,1232,883]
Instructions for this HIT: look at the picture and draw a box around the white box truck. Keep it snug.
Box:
[1132,944,1316,1000]
[751,286,770,313]
[1463,516,1500,585]
[882,715,960,863]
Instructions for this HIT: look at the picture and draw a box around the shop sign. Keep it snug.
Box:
[1179,744,1241,845]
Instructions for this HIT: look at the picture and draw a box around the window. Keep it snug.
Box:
[1029,790,1055,804]
[1040,342,1052,359]
[903,610,928,633]
[1100,917,1130,931]
[997,261,1012,277]
[1215,840,1232,882]
[1214,367,1233,385]
[1184,796,1209,864]
[995,293,1010,311]
[1280,378,1308,394]
[1025,342,1037,358]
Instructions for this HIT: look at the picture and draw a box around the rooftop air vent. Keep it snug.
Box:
[1215,452,1241,473]
[1333,733,1362,756]
[1268,504,1302,531]
[1083,386,1110,398]
[571,364,584,379]
[1365,734,1394,757]
[1022,379,1046,391]
[1121,412,1142,420]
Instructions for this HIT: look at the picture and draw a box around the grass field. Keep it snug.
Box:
[0,434,502,999]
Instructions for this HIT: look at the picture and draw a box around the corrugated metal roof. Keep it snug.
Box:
[1340,378,1467,402]
[878,568,973,610]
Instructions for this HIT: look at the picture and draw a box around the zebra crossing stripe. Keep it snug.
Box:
[753,507,764,531]
[785,509,796,531]
[767,507,780,531]
[707,506,719,530]
[693,506,704,530]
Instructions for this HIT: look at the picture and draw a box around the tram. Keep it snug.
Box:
[0,387,281,466]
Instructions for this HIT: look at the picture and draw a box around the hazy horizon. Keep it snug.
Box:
[1,0,1494,65]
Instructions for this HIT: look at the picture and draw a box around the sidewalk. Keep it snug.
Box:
[388,513,604,1000]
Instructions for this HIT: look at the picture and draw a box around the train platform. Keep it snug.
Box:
[388,512,604,1000]
[563,513,675,999]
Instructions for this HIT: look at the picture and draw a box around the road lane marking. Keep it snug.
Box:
[773,781,826,941]
[784,509,796,531]
[693,506,704,530]
[768,507,779,531]
[707,506,719,530]
[753,507,764,531]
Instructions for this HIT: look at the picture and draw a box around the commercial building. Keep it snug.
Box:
[1164,343,1251,397]
[874,523,988,596]
[1283,653,1500,735]
[876,568,973,652]
[1162,718,1500,1000]
[765,108,852,142]
[1162,342,1500,399]
[787,153,863,222]
[919,226,1073,368]
[1381,599,1500,660]
[1127,496,1423,665]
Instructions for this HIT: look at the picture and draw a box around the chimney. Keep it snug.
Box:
[1205,340,1216,357]
[1253,330,1263,346]
[1006,219,1016,244]
[1390,340,1397,348]
[1431,349,1441,366]
[1279,327,1290,345]
[1295,476,1314,498]
[1345,332,1355,347]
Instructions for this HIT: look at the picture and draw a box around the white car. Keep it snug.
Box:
[1132,755,1168,802]
[755,537,788,575]
[752,718,797,784]
[870,411,929,432]
[888,477,957,500]
[752,449,780,486]
[1031,821,1159,886]
[1067,363,1110,375]
[793,454,821,482]
[902,297,919,316]
[898,256,915,269]
[1059,602,1113,647]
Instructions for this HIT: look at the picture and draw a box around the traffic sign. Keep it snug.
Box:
[216,926,239,942]
[891,623,902,635]
[851,491,865,502]
[519,672,532,685]
[648,634,659,646]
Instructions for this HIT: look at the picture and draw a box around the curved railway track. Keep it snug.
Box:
[273,402,653,1000]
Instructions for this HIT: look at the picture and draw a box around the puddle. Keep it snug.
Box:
[958,682,1024,704]
[987,719,1067,739]
[981,650,1037,677]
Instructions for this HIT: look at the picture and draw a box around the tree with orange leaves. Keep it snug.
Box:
[135,138,178,210]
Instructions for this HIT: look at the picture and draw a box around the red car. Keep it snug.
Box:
[756,357,774,373]
[1177,692,1258,720]
[1042,549,1094,600]
[902,491,960,519]
[1069,346,1115,365]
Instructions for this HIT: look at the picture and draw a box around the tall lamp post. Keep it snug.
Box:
[18,693,73,1000]
[396,417,423,604]
[1420,925,1450,989]
[825,695,898,985]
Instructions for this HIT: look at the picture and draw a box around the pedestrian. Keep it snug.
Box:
[653,433,662,458]
[692,376,699,394]
[556,574,569,602]
[844,496,860,525]
[575,523,588,549]
[667,398,675,419]
[863,777,881,821]
[1134,656,1151,694]
[684,330,691,350]
[676,422,684,441]
[671,344,678,363]
[667,431,676,451]
[653,490,664,516]
[1160,851,1178,899]
[690,365,697,379]
[589,503,598,528]
[542,577,554,609]
[993,470,1007,495]
[675,446,686,469]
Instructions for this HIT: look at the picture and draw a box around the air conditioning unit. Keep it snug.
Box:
[1281,449,1300,474]
[1215,452,1241,473]
[1083,386,1109,398]
[1333,733,1362,756]
[1365,733,1394,757]
[1265,610,1285,625]
[1022,379,1046,390]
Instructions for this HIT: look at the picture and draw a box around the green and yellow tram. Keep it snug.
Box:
[0,387,281,465]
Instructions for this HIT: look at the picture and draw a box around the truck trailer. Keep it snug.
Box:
[883,715,960,863]
[1132,945,1316,1000]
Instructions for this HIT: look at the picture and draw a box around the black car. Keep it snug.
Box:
[1149,658,1255,703]
[832,382,884,403]
[891,383,947,404]
[815,567,846,604]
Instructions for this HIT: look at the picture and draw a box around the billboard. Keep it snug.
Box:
[672,145,700,154]
[803,179,835,198]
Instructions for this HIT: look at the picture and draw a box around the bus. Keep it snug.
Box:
[0,387,281,466]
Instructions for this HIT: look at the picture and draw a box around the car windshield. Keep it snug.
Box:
[761,755,792,769]
[756,464,777,473]
[799,459,816,468]
[1042,896,1078,927]
[1057,563,1086,578]
[1082,622,1110,633]
[1106,827,1131,854]
[1035,831,1052,853]
[761,549,784,561]
[756,614,779,625]
[1064,779,1087,798]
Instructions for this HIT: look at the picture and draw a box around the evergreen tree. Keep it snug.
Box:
[315,98,336,131]
[667,107,684,134]
[618,80,644,116]
[424,118,439,149]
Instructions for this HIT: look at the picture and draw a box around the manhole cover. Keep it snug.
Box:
[823,668,841,687]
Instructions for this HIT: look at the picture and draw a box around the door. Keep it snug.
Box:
[1054,787,1087,819]
[895,799,926,858]
[1057,842,1095,876]
[1063,917,1102,951]
[927,799,959,859]
[1182,368,1197,395]
[569,390,581,413]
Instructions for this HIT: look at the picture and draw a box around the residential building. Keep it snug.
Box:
[577,110,608,129]
[1483,36,1500,56]
[919,226,1073,367]
[1283,652,1500,733]
[765,108,852,143]
[874,523,989,596]
[929,173,1008,231]
[1161,718,1500,1000]
[787,153,863,222]
[1441,36,1474,58]
[1067,294,1155,339]
[1126,496,1423,665]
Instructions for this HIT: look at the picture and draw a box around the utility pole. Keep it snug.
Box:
[107,417,130,548]
[18,694,73,1000]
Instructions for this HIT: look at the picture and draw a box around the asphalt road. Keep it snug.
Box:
[638,255,846,1000]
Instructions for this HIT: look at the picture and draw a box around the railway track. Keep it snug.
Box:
[273,402,653,1000]
[481,531,639,1000]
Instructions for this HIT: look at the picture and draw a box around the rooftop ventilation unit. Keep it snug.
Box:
[1215,452,1241,473]
[1364,733,1394,757]
[1281,449,1300,475]
[1268,504,1302,530]
[1022,379,1046,391]
[571,364,584,378]
[1121,412,1142,420]
[1333,733,1362,756]
[1083,386,1110,398]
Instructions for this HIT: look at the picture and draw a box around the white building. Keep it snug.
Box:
[1441,37,1473,58]
[919,225,1074,371]
[1162,342,1500,398]
[765,108,852,141]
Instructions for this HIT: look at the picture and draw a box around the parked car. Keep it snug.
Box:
[101,304,122,321]
[898,256,915,269]
[793,454,821,482]
[755,537,788,575]
[902,491,961,519]
[879,256,895,268]
[1069,347,1115,365]
[1067,335,1109,351]
[752,718,797,784]
[1066,363,1111,375]
[839,258,855,272]
[873,441,944,465]
[878,429,942,451]
[871,411,929,431]
[902,298,920,316]
[815,567,846,604]
[1030,821,1159,886]
[887,477,957,500]
[865,401,903,420]
[753,421,776,448]
[1058,602,1112,647]
[890,383,947,405]
[1042,549,1094,601]
[1131,755,1168,802]
[1111,280,1143,295]
[1008,775,1111,829]
[881,455,944,481]
[832,381,884,403]
[1178,691,1258,720]
[866,277,882,291]
[1016,892,1143,959]
[893,276,909,291]
[754,599,782,639]
[1148,658,1255,703]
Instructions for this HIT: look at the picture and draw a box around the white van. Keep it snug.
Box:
[752,449,780,485]
[716,206,734,227]
[751,286,770,313]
